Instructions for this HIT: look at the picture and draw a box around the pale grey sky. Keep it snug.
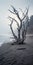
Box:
[0,0,33,34]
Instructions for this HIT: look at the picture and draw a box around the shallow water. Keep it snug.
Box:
[0,34,33,46]
[0,34,14,46]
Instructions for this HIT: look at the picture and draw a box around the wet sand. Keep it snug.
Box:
[0,36,33,65]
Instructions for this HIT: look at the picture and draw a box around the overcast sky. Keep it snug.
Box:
[0,0,33,34]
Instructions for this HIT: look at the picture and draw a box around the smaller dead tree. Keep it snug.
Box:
[8,5,29,43]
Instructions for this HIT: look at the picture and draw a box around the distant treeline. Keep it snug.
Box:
[27,15,33,34]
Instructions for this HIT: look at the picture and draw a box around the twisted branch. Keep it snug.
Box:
[8,16,19,28]
[10,20,18,40]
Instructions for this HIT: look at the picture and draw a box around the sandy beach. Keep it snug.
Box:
[0,36,33,65]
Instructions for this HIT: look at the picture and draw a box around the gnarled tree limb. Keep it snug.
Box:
[10,20,18,40]
[8,16,19,28]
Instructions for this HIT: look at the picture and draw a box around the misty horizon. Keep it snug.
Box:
[0,0,33,34]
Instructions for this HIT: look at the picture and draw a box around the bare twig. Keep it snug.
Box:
[11,5,21,21]
[8,9,15,14]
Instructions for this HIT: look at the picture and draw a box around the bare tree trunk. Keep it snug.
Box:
[18,29,20,39]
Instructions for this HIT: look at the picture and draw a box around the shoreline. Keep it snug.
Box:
[0,35,33,65]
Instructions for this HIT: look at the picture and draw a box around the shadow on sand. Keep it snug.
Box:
[11,41,26,45]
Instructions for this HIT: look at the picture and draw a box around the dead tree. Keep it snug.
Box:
[8,5,29,43]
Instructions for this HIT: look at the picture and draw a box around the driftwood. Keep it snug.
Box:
[8,5,29,43]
